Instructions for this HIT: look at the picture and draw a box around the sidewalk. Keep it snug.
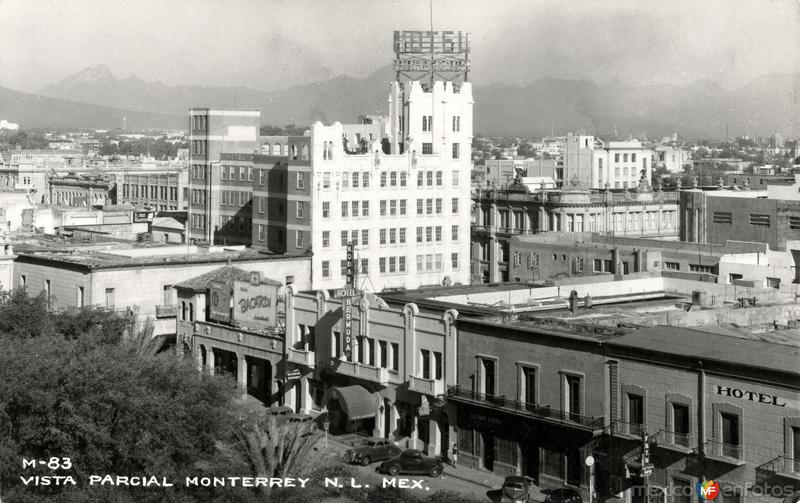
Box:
[441,462,504,489]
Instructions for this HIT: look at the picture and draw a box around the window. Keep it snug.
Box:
[451,225,458,241]
[713,211,732,224]
[296,201,304,219]
[380,172,387,187]
[721,412,740,451]
[77,286,85,308]
[435,198,442,214]
[322,261,330,277]
[380,229,387,245]
[421,349,431,379]
[351,172,359,188]
[362,172,369,187]
[452,115,460,132]
[480,358,496,397]
[105,288,115,309]
[295,231,303,248]
[389,228,397,244]
[400,172,406,186]
[664,261,680,270]
[451,197,459,214]
[322,231,330,247]
[417,172,424,187]
[380,200,387,216]
[451,252,459,269]
[390,172,397,186]
[628,393,644,434]
[362,200,369,216]
[322,201,330,218]
[417,199,423,215]
[239,167,246,181]
[426,199,433,215]
[425,227,433,242]
[422,143,433,155]
[623,153,628,162]
[247,167,253,181]
[789,216,800,229]
[389,200,397,216]
[436,171,443,186]
[452,171,459,186]
[522,367,537,405]
[399,256,406,272]
[360,258,369,274]
[379,340,388,368]
[389,256,396,272]
[452,143,460,159]
[750,214,770,226]
[672,403,690,447]
[257,224,265,241]
[689,264,715,273]
[399,228,406,243]
[565,374,582,419]
[390,342,399,371]
[631,153,637,162]
[416,227,423,243]
[341,230,348,246]
[399,200,406,215]
[341,201,349,218]
[361,229,369,246]
[19,274,26,288]
[351,200,359,217]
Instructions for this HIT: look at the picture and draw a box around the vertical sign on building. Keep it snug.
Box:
[341,242,356,359]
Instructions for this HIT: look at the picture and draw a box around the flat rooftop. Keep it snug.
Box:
[14,244,310,270]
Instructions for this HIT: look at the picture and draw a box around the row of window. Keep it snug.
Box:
[220,165,255,182]
[421,115,461,133]
[332,333,400,372]
[320,253,459,277]
[190,214,207,230]
[121,184,179,201]
[190,115,208,131]
[190,140,206,156]
[712,212,773,228]
[220,190,251,207]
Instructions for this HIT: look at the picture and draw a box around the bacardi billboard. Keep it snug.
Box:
[232,271,280,330]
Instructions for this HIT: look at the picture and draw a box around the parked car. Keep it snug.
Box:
[346,438,402,466]
[542,485,583,503]
[486,476,537,503]
[377,449,443,477]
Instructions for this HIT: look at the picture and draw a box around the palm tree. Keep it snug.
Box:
[217,414,320,496]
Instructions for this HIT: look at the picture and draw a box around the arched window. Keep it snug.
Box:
[291,145,298,160]
[189,302,194,322]
[181,301,186,321]
[301,145,309,160]
[422,116,428,131]
[323,141,329,160]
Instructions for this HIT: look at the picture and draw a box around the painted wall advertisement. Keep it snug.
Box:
[232,272,280,330]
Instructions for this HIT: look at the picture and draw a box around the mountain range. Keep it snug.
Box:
[1,64,797,138]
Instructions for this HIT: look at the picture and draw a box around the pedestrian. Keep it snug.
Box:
[451,443,458,467]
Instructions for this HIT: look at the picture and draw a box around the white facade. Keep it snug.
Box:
[592,140,653,189]
[308,80,474,291]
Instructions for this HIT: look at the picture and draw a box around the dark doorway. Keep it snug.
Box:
[522,440,539,483]
[482,431,495,471]
[566,449,581,487]
[246,357,271,405]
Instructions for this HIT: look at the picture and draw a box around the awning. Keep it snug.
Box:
[328,385,377,421]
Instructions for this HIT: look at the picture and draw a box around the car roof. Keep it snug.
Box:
[505,476,535,484]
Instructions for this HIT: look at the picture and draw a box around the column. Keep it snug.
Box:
[390,403,399,440]
[488,237,498,283]
[373,406,384,438]
[411,414,420,449]
[194,344,203,371]
[237,353,247,399]
[428,417,442,456]
[206,347,215,375]
[301,377,312,413]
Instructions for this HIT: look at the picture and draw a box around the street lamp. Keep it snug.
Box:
[585,455,595,503]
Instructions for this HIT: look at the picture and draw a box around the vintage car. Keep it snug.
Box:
[542,485,583,503]
[486,476,537,503]
[377,449,443,477]
[346,438,402,466]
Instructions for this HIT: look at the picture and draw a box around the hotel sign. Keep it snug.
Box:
[232,272,280,330]
[716,385,787,407]
[340,243,357,359]
[132,211,154,223]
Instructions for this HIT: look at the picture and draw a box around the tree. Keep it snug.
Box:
[0,294,258,503]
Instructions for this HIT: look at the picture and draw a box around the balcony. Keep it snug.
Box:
[758,455,800,481]
[287,347,315,368]
[332,359,389,385]
[155,304,178,318]
[651,429,694,453]
[610,420,647,439]
[446,386,604,433]
[408,376,444,396]
[702,439,745,465]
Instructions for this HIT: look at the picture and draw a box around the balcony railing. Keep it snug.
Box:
[652,429,694,451]
[332,359,389,385]
[155,305,178,318]
[446,386,604,431]
[758,455,800,479]
[287,347,315,368]
[408,376,444,396]
[703,439,745,464]
[611,420,647,438]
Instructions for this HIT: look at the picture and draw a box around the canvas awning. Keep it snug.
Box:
[328,385,377,421]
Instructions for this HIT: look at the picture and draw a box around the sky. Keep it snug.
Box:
[1,0,799,93]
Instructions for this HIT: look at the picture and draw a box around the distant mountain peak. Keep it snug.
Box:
[61,64,117,86]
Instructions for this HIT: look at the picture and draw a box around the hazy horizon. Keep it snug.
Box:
[1,0,799,94]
